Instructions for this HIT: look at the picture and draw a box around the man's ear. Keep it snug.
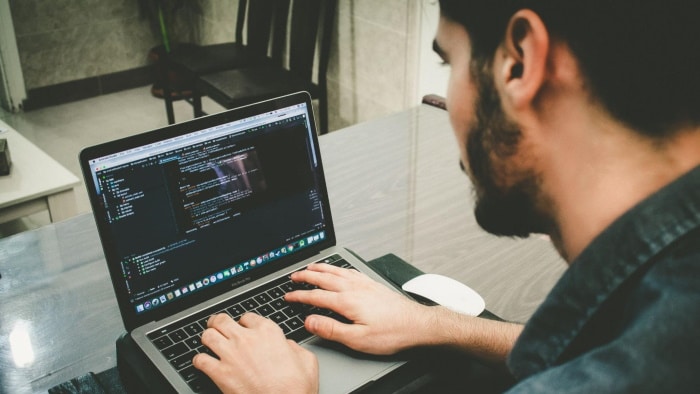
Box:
[496,9,549,111]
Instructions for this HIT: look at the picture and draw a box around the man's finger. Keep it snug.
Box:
[285,288,340,311]
[290,268,345,291]
[305,314,356,343]
[201,326,233,358]
[237,312,281,333]
[192,352,221,375]
[207,313,240,338]
[295,262,358,278]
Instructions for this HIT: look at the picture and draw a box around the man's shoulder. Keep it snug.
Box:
[630,226,700,318]
[507,228,700,393]
[507,167,700,391]
[635,224,700,294]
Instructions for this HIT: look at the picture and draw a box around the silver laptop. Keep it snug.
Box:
[79,92,406,393]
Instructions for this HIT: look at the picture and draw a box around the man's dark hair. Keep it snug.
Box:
[439,0,700,137]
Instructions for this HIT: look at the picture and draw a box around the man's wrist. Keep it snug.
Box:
[410,304,523,363]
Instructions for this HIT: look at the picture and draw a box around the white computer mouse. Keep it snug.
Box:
[402,274,486,316]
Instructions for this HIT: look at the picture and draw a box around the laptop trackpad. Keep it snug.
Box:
[303,338,406,394]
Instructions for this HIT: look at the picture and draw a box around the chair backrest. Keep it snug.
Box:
[235,0,247,44]
[270,0,291,66]
[422,94,447,110]
[281,0,337,84]
[244,0,277,58]
[288,0,321,81]
[316,0,337,89]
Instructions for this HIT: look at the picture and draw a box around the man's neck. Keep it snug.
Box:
[540,107,700,262]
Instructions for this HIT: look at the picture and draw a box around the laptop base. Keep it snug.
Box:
[52,253,511,393]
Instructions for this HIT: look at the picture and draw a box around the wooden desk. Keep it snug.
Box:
[0,105,566,393]
[0,120,80,224]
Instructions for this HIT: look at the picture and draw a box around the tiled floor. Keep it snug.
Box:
[0,86,226,238]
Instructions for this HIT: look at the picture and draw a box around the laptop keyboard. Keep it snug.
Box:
[147,254,354,393]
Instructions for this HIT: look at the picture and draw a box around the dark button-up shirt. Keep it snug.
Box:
[506,165,700,393]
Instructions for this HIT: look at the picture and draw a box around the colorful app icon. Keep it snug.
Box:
[256,257,263,264]
[300,240,305,247]
[152,298,160,306]
[210,275,217,283]
[203,278,210,285]
[189,284,196,291]
[167,292,174,300]
[136,304,145,312]
[319,231,325,239]
[223,270,230,277]
[182,287,188,294]
[196,281,203,288]
[174,289,181,297]
[160,295,167,303]
[217,272,224,280]
[144,301,151,309]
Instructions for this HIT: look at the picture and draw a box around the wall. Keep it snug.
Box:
[327,0,420,130]
[197,0,240,45]
[7,0,205,109]
[417,0,448,100]
[9,0,157,89]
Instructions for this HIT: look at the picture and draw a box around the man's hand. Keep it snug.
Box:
[193,313,319,394]
[286,263,523,364]
[285,262,433,355]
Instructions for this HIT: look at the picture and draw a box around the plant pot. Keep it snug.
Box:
[148,43,196,100]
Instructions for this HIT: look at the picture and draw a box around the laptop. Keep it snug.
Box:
[79,92,406,393]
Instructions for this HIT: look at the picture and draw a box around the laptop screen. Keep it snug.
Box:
[82,94,334,327]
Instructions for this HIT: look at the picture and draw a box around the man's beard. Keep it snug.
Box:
[465,60,551,238]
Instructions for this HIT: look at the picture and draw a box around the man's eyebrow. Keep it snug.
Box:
[433,39,447,61]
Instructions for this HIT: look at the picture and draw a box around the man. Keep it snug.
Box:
[192,1,700,392]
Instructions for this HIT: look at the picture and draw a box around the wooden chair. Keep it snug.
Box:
[162,0,287,124]
[192,0,337,134]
